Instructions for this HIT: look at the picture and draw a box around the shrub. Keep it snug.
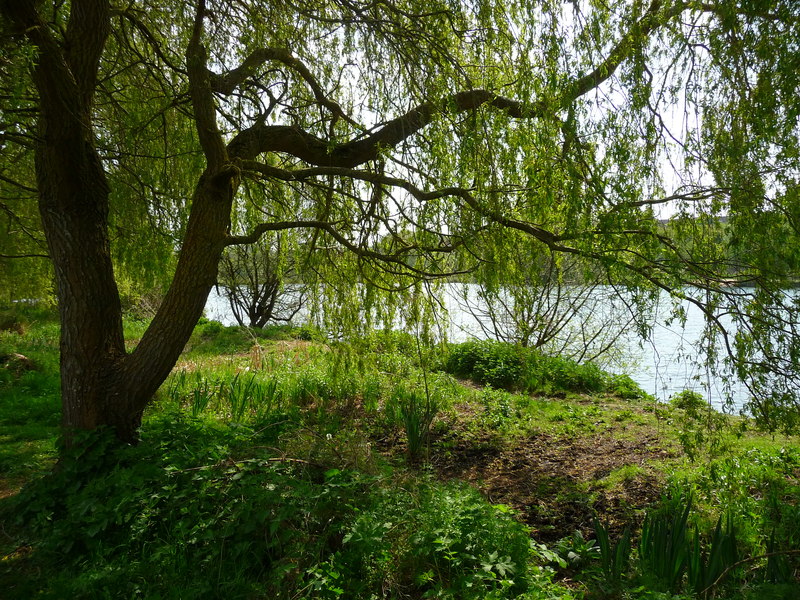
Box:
[671,389,707,412]
[608,373,649,399]
[12,423,372,599]
[336,482,534,598]
[534,354,607,394]
[444,340,615,395]
[479,386,520,428]
[13,421,546,600]
[445,340,525,389]
[0,311,26,334]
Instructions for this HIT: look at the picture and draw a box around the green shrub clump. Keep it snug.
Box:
[445,339,525,389]
[444,340,635,397]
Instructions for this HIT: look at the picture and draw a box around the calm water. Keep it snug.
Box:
[205,285,750,411]
[616,296,748,411]
[439,286,748,411]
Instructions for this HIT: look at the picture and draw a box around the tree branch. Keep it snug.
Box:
[227,89,546,167]
[226,2,693,170]
[186,0,227,168]
[225,217,469,280]
[239,160,562,248]
[560,0,669,107]
[0,1,81,114]
[64,0,111,104]
[0,252,49,259]
[111,7,187,75]
[210,47,357,127]
[0,173,36,194]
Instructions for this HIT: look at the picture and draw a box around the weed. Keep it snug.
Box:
[386,385,438,461]
[479,386,520,428]
[594,518,632,588]
[597,464,647,489]
[687,514,739,598]
[638,492,692,592]
[555,530,600,569]
[4,316,797,600]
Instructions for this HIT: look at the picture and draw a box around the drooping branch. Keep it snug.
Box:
[226,1,689,170]
[560,0,674,108]
[112,7,188,75]
[225,218,468,279]
[236,157,755,349]
[209,47,356,126]
[227,90,545,167]
[239,160,563,248]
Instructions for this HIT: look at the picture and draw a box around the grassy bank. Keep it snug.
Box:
[1,309,799,599]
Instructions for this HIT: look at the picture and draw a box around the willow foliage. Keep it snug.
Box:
[1,0,800,430]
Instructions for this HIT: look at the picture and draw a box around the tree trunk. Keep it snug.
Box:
[39,149,233,444]
[113,174,234,441]
[12,0,129,444]
[2,0,236,446]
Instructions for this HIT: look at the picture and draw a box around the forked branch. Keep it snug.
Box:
[210,47,357,127]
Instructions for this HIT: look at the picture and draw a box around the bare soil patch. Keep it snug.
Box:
[371,395,680,543]
[432,428,673,542]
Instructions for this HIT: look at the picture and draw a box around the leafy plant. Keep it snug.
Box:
[403,484,533,596]
[479,386,519,428]
[671,389,707,412]
[445,340,525,389]
[555,530,600,569]
[638,493,692,592]
[444,340,615,395]
[594,518,632,587]
[607,373,649,400]
[687,514,738,597]
[389,385,438,461]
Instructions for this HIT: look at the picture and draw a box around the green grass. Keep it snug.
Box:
[0,307,61,493]
[1,314,798,599]
[596,464,648,489]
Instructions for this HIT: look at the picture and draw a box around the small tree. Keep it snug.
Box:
[455,256,646,365]
[216,231,307,328]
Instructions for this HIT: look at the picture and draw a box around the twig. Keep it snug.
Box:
[701,549,800,596]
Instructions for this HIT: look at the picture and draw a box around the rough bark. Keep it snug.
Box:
[0,0,236,445]
[5,0,130,442]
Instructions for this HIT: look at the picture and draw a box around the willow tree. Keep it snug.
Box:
[1,0,799,443]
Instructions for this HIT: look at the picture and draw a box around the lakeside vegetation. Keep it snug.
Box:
[2,1,800,599]
[2,305,798,599]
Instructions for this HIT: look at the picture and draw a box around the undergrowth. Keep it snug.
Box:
[1,314,798,599]
[6,419,568,599]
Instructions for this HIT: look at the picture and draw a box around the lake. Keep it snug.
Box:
[205,285,751,411]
